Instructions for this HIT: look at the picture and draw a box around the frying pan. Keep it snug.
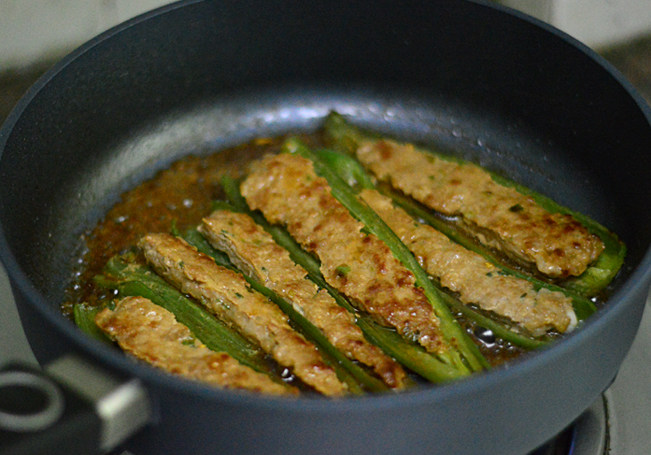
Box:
[1,1,650,454]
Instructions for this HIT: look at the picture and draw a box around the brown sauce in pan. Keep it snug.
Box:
[63,138,283,313]
[63,134,525,369]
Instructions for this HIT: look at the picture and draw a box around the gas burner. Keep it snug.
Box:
[531,394,608,455]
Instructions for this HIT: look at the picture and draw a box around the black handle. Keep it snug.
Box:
[0,357,151,455]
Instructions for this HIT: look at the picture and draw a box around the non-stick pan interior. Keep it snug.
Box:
[1,0,649,308]
[7,84,642,305]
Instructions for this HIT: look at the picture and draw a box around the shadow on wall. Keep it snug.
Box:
[498,0,651,48]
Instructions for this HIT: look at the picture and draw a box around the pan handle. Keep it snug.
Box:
[0,355,151,455]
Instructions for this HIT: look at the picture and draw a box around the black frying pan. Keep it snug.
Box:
[1,1,650,454]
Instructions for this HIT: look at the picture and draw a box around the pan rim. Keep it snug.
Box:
[0,0,650,414]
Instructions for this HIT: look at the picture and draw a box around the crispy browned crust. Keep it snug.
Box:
[356,140,604,278]
[138,233,347,396]
[240,153,446,354]
[95,296,295,395]
[360,189,576,335]
[199,210,408,388]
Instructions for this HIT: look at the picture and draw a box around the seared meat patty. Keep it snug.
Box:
[241,153,446,354]
[139,233,348,396]
[199,209,407,388]
[355,139,604,278]
[95,296,295,395]
[360,189,577,335]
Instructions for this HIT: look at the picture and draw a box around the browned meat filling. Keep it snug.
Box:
[241,153,446,355]
[199,210,408,388]
[95,296,296,395]
[138,233,348,396]
[359,189,577,335]
[355,139,604,278]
